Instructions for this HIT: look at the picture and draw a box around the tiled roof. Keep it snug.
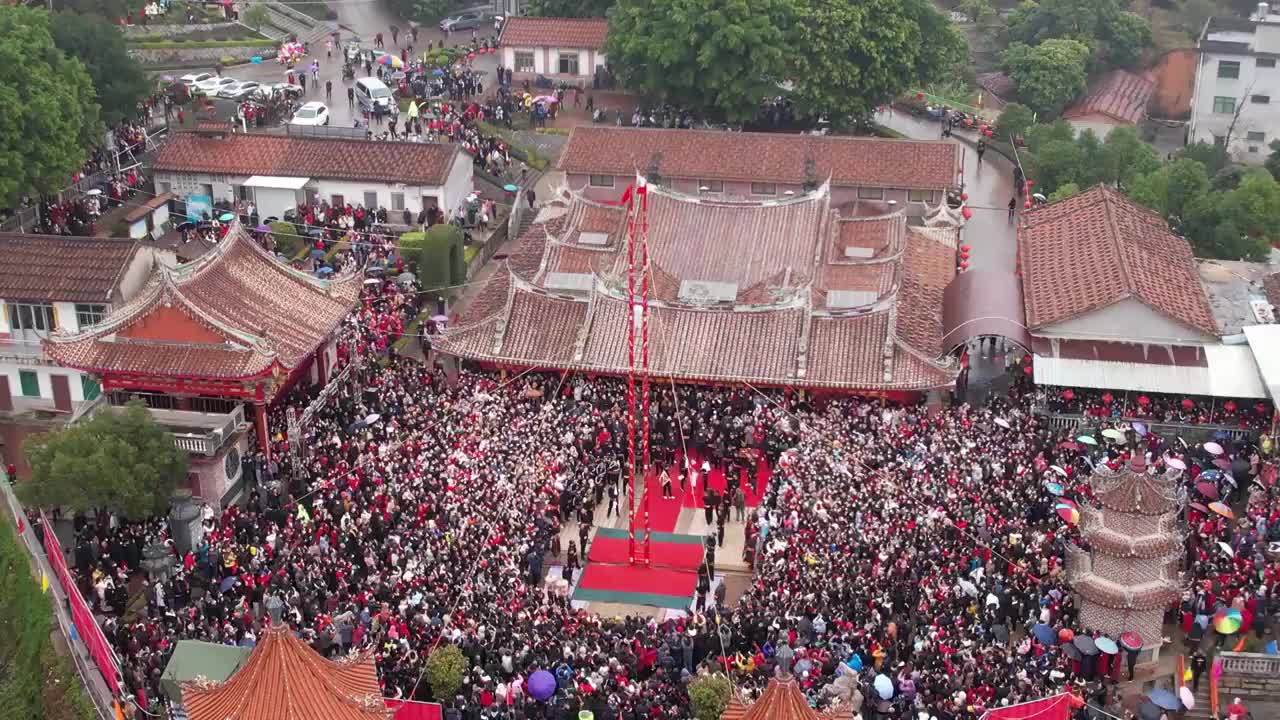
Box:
[153,132,461,186]
[44,224,359,380]
[1017,185,1218,338]
[438,185,958,390]
[183,624,389,720]
[0,234,139,303]
[741,675,825,720]
[558,127,959,191]
[1063,69,1155,125]
[498,17,608,50]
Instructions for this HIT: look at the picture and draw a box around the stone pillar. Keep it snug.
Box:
[254,403,271,462]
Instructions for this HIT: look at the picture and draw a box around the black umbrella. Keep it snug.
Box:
[1136,701,1164,720]
[1063,642,1082,661]
[1073,635,1098,655]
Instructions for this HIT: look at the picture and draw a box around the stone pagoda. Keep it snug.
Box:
[1067,449,1185,662]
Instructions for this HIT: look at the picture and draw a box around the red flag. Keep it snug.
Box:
[613,184,634,207]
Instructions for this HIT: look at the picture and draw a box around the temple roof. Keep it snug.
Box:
[437,184,959,391]
[182,624,390,720]
[1088,454,1184,515]
[44,223,359,381]
[721,674,853,720]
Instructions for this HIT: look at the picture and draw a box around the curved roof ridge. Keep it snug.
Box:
[645,177,830,207]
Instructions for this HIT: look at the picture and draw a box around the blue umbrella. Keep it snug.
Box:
[872,674,893,700]
[1032,623,1056,644]
[1200,469,1224,482]
[309,248,325,259]
[1044,482,1064,496]
[845,654,863,672]
[432,68,445,76]
[219,576,239,592]
[1148,689,1180,711]
[317,266,335,275]
[1132,421,1148,436]
[503,184,519,192]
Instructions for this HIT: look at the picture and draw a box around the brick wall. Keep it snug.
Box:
[1217,652,1280,718]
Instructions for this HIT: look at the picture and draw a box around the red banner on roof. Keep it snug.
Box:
[981,693,1072,720]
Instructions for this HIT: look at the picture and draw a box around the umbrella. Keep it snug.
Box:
[86,188,103,196]
[1148,689,1180,711]
[397,272,416,283]
[218,212,234,221]
[1055,498,1079,510]
[1214,609,1243,634]
[376,54,404,68]
[432,68,445,76]
[1213,457,1232,470]
[1204,441,1224,455]
[1166,458,1187,470]
[363,278,382,285]
[317,266,335,275]
[1200,469,1225,481]
[1094,636,1118,655]
[1101,428,1125,442]
[1032,623,1056,644]
[255,223,271,232]
[1073,635,1097,655]
[872,674,893,700]
[1057,506,1080,524]
[1044,482,1064,496]
[958,579,978,597]
[309,248,326,259]
[532,95,559,104]
[1120,632,1142,652]
[503,184,519,192]
[1132,421,1148,436]
[176,221,196,232]
[365,413,381,424]
[994,417,1011,429]
[845,654,863,672]
[346,419,367,432]
[1136,702,1163,720]
[1208,501,1234,519]
[1063,643,1082,661]
[1196,482,1219,499]
[219,576,239,592]
[431,314,449,325]
[1050,465,1067,477]
[1179,686,1195,710]
[1218,541,1234,557]
[1077,435,1097,445]
[1189,502,1209,513]
[1058,441,1080,451]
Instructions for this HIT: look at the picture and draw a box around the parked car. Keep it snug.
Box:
[179,72,213,87]
[290,101,330,126]
[193,76,237,96]
[353,77,394,112]
[439,9,489,32]
[219,81,262,100]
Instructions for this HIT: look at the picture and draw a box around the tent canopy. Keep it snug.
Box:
[161,640,252,705]
[244,175,311,190]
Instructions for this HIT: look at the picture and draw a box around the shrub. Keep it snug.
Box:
[425,645,468,701]
[400,224,466,291]
[269,220,305,258]
[688,674,732,720]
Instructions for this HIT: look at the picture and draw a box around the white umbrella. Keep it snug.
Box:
[1166,457,1187,470]
[86,188,103,196]
[364,278,382,285]
[1204,441,1224,455]
[1050,465,1067,477]
[365,413,381,424]
[873,674,894,700]
[1218,541,1234,557]
[994,418,1011,429]
[1101,428,1125,442]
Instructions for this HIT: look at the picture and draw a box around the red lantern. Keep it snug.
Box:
[961,206,973,220]
[1023,201,1032,209]
[960,244,970,253]
[960,248,970,258]
[1137,395,1151,406]
[1058,628,1075,643]
[1223,400,1237,412]
[468,52,476,60]
[960,192,969,201]
[916,92,925,100]
[1182,398,1195,410]
[1023,365,1032,375]
[1026,181,1034,187]
[959,260,968,270]
[1101,393,1113,405]
[1061,389,1075,401]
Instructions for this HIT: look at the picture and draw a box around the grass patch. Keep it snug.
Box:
[534,127,571,136]
[477,121,550,171]
[871,124,908,139]
[131,39,275,49]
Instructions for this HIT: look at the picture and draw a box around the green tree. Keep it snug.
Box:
[243,4,270,31]
[19,400,189,519]
[51,0,130,18]
[997,102,1036,142]
[527,0,614,16]
[1048,182,1080,202]
[1100,125,1160,188]
[51,12,149,126]
[959,0,996,25]
[1177,170,1279,261]
[1128,158,1210,220]
[787,0,965,125]
[1267,139,1280,181]
[426,645,468,701]
[1003,39,1089,117]
[269,220,306,258]
[1004,0,1150,68]
[688,674,733,720]
[1179,141,1229,176]
[400,224,466,291]
[606,0,796,122]
[1105,12,1153,67]
[0,6,99,205]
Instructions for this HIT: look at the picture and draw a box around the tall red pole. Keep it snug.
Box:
[623,179,652,566]
[638,182,651,566]
[624,184,639,565]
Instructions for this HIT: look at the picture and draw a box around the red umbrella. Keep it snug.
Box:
[1101,393,1113,405]
[1196,482,1219,499]
[1223,400,1237,413]
[1189,501,1209,513]
[1058,441,1080,450]
[1257,402,1270,414]
[1061,389,1076,401]
[1120,632,1142,651]
[1181,398,1195,410]
[1137,395,1151,406]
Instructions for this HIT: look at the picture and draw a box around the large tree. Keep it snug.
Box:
[786,0,964,124]
[1002,38,1089,117]
[527,0,613,17]
[0,6,98,205]
[1005,0,1151,68]
[19,400,189,519]
[52,12,149,126]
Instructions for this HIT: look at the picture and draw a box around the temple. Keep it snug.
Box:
[181,623,389,720]
[43,223,359,503]
[1067,449,1185,662]
[722,674,853,720]
[436,181,960,397]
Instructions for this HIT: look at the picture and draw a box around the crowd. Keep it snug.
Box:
[1039,385,1274,432]
[42,277,1277,720]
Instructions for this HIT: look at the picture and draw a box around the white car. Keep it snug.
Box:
[218,80,261,100]
[193,76,237,96]
[290,102,330,126]
[179,72,213,87]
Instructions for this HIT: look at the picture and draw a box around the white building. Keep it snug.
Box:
[151,129,474,221]
[498,17,608,81]
[1190,5,1280,162]
[0,235,165,415]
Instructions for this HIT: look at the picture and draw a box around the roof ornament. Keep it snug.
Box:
[803,156,818,193]
[646,152,663,186]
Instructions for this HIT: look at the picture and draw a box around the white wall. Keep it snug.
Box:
[0,364,90,403]
[159,171,469,217]
[1190,48,1280,163]
[253,186,300,220]
[1037,297,1217,345]
[441,154,476,215]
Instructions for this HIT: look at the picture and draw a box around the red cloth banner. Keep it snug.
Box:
[982,694,1072,720]
[385,699,444,720]
[41,512,121,695]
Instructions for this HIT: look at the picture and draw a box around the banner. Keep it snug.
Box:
[385,699,443,720]
[981,694,1071,720]
[41,513,121,695]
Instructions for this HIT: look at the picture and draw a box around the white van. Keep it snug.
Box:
[354,77,394,112]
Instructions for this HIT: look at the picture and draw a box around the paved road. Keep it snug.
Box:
[874,108,1019,275]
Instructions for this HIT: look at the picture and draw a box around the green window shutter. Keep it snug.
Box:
[18,370,40,397]
[80,376,101,401]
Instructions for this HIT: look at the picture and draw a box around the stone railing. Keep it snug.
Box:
[1219,651,1280,677]
[1216,651,1280,717]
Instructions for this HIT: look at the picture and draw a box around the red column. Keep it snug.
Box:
[316,346,328,386]
[254,403,271,462]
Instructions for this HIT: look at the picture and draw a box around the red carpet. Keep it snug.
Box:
[637,472,686,532]
[587,536,704,570]
[576,562,698,597]
[678,449,771,509]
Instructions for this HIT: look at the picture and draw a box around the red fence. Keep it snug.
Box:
[981,694,1071,720]
[40,512,121,696]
